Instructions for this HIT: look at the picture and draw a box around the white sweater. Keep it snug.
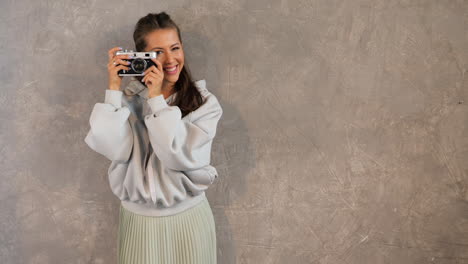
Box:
[84,77,223,216]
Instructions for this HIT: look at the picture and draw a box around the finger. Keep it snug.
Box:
[115,54,132,60]
[146,65,162,78]
[152,58,163,72]
[147,71,159,79]
[144,76,150,85]
[108,57,133,69]
[114,65,130,72]
[145,74,158,86]
[143,66,154,76]
[108,61,126,69]
[108,47,122,60]
[112,58,131,66]
[142,71,157,83]
[110,64,130,73]
[144,65,157,74]
[109,54,131,64]
[151,65,161,75]
[143,74,152,85]
[142,71,150,82]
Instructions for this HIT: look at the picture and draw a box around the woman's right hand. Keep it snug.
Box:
[107,47,132,91]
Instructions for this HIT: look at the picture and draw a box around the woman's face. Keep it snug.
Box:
[144,28,184,86]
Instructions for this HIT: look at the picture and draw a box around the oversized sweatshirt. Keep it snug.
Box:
[84,77,223,216]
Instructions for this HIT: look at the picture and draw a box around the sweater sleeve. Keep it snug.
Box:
[143,92,222,171]
[84,89,134,163]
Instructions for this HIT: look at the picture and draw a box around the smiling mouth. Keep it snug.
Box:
[164,65,178,73]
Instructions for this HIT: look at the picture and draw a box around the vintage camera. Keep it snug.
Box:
[116,49,158,76]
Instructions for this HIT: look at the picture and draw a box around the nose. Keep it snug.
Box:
[165,52,176,65]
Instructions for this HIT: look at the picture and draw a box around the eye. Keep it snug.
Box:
[173,47,180,50]
[155,51,163,55]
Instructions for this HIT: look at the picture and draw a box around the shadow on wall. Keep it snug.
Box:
[183,29,255,264]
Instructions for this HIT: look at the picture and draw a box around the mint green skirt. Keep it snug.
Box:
[117,197,217,264]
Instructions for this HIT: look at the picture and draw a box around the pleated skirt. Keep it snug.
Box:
[117,197,217,264]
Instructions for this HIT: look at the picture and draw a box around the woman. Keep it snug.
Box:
[84,12,222,264]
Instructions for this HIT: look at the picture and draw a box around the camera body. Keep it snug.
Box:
[116,49,158,76]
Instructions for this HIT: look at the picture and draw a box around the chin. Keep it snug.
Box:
[166,76,179,83]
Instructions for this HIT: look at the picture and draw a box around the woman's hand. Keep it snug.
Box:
[142,58,164,98]
[107,47,132,91]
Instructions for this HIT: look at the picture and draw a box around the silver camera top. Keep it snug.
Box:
[116,49,157,59]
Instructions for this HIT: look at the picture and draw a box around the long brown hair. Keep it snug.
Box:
[133,12,205,118]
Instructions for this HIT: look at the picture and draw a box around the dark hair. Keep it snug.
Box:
[133,12,205,118]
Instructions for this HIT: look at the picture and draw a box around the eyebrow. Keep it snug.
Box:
[151,43,180,50]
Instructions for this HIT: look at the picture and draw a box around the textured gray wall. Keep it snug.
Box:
[2,0,468,263]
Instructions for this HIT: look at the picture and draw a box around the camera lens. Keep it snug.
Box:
[131,58,147,73]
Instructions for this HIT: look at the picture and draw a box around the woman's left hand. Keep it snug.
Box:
[142,58,164,97]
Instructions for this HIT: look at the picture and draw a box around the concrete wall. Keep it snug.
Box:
[2,0,468,263]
